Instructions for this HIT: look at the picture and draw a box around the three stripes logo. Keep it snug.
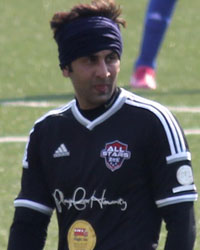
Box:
[53,143,70,158]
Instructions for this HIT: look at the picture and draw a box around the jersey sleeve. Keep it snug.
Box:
[14,123,54,216]
[146,107,198,208]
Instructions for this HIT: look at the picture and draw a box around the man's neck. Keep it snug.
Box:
[76,88,120,120]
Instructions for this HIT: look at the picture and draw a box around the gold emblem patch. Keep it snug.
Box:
[67,220,96,250]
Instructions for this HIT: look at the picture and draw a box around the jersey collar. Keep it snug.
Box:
[71,88,127,130]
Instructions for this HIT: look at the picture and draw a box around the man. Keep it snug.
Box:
[7,0,197,249]
[130,0,178,89]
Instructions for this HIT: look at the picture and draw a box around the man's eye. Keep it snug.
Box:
[107,54,118,62]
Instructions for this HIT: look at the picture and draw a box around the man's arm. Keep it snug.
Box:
[7,207,51,250]
[159,202,196,250]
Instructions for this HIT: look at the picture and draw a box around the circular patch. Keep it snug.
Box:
[176,165,193,185]
[67,220,96,250]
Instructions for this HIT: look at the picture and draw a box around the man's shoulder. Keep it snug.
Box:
[121,88,171,120]
[120,88,183,139]
[32,100,75,130]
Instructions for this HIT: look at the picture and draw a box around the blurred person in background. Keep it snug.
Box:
[130,0,178,89]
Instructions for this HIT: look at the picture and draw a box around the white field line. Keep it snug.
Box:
[0,136,28,143]
[0,101,200,143]
[1,101,200,113]
[1,101,60,108]
[184,129,200,135]
[167,106,200,113]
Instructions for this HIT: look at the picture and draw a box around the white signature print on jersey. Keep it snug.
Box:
[53,187,127,212]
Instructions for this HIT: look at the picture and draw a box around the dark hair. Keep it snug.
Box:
[50,0,126,38]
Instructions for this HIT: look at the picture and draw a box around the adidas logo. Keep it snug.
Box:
[53,144,70,158]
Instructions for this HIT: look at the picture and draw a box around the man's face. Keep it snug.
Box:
[63,50,120,110]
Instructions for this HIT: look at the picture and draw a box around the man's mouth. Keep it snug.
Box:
[94,84,109,93]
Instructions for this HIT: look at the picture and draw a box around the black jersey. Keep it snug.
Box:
[14,88,197,250]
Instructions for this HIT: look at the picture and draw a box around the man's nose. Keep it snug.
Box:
[95,60,111,78]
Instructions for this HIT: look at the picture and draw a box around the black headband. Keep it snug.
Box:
[54,16,123,69]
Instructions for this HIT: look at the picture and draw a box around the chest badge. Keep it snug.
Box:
[100,140,131,172]
[67,220,96,250]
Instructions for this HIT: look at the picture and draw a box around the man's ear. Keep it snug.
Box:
[62,67,70,78]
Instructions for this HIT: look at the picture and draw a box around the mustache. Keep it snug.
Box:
[93,78,111,85]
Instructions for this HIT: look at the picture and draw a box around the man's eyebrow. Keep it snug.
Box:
[108,51,118,55]
[85,53,98,58]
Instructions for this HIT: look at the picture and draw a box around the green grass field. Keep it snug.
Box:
[0,0,200,249]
